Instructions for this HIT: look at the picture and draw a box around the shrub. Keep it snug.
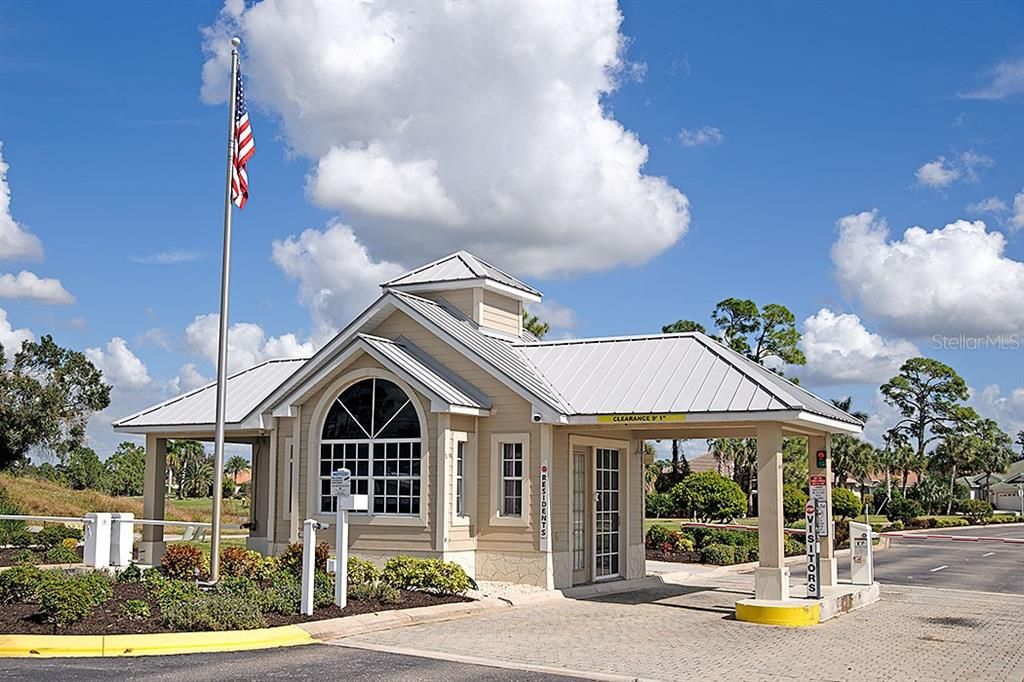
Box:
[0,564,43,604]
[61,537,79,551]
[118,563,144,583]
[214,576,261,600]
[264,581,301,615]
[280,542,329,576]
[984,513,1019,524]
[831,487,862,520]
[348,556,381,586]
[381,556,471,595]
[782,484,808,524]
[645,525,671,548]
[162,543,208,580]
[0,487,29,546]
[784,535,804,556]
[666,530,694,553]
[122,599,151,620]
[79,571,114,603]
[150,577,201,612]
[733,544,758,563]
[36,524,82,550]
[44,544,80,564]
[163,593,267,631]
[219,547,264,579]
[37,574,102,626]
[645,492,675,519]
[686,526,757,550]
[698,543,736,565]
[883,490,922,525]
[11,548,37,566]
[670,472,746,522]
[373,581,401,604]
[958,499,993,525]
[141,567,163,583]
[933,516,969,528]
[314,571,336,608]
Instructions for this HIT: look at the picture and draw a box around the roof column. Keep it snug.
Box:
[808,433,837,587]
[139,434,167,565]
[754,423,789,600]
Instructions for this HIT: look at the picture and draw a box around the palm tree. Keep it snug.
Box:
[225,456,250,486]
[166,440,207,499]
[932,428,979,514]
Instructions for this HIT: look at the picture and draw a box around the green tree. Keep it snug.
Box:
[104,442,146,496]
[881,358,970,464]
[831,487,862,520]
[167,440,209,498]
[224,455,250,485]
[932,424,981,514]
[670,472,747,522]
[708,438,757,514]
[711,299,806,366]
[782,484,808,524]
[522,310,549,339]
[975,418,1014,499]
[661,320,706,334]
[0,336,111,469]
[64,447,105,491]
[829,397,872,490]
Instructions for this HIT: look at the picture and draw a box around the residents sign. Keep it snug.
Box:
[539,463,550,549]
[805,501,821,599]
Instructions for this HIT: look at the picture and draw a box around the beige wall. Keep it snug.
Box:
[480,289,521,336]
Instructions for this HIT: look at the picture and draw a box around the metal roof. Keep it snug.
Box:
[516,333,862,425]
[358,333,491,410]
[382,251,542,298]
[113,358,306,430]
[392,291,572,413]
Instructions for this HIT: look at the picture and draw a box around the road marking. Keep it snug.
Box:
[929,565,948,573]
[982,552,995,557]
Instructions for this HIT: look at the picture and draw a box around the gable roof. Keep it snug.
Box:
[381,251,542,301]
[113,358,306,432]
[516,332,862,427]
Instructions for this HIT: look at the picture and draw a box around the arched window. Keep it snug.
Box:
[319,377,422,515]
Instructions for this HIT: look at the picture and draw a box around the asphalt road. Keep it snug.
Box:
[793,523,1024,594]
[0,644,576,681]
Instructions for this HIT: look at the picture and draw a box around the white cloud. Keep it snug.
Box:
[201,0,690,278]
[0,142,43,261]
[966,196,1008,216]
[831,210,1024,337]
[271,220,403,332]
[525,300,577,333]
[0,306,33,357]
[677,125,725,147]
[915,157,960,189]
[184,313,315,373]
[137,327,171,350]
[970,384,1024,440]
[0,271,74,304]
[1012,190,1024,232]
[85,337,151,389]
[798,309,918,385]
[959,150,994,183]
[959,57,1024,100]
[130,250,204,265]
[167,363,211,395]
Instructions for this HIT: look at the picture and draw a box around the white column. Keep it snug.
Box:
[539,423,554,590]
[435,413,451,554]
[290,409,301,543]
[140,434,167,565]
[808,433,837,587]
[755,423,789,600]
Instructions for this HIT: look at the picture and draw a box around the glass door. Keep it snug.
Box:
[571,446,589,585]
[594,447,620,579]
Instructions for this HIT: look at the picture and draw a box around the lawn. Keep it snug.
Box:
[0,473,248,526]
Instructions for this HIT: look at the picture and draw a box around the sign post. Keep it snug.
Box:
[300,518,325,616]
[804,502,820,599]
[849,521,874,585]
[331,468,368,609]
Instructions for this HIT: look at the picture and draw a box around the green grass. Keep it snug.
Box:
[644,513,890,534]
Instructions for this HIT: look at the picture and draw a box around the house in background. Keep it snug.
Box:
[114,251,861,597]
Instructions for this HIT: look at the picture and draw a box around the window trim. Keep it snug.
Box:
[283,437,294,520]
[451,432,472,527]
[490,432,530,527]
[306,368,429,528]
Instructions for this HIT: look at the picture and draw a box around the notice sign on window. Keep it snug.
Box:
[539,464,550,549]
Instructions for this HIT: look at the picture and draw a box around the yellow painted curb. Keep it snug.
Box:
[0,625,315,658]
[735,600,820,627]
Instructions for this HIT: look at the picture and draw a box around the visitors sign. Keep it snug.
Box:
[805,502,821,599]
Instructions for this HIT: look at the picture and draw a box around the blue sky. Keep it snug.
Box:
[1,0,1022,456]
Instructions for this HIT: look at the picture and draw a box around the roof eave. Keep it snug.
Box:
[385,278,541,303]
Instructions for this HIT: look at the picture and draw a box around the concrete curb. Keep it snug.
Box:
[298,597,510,640]
[0,625,314,658]
[889,521,1024,535]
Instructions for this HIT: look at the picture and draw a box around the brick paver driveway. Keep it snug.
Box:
[332,576,1024,681]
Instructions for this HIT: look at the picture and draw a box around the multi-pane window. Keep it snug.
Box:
[500,442,524,517]
[319,377,421,515]
[455,440,466,517]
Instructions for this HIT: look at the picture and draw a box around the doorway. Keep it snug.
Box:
[569,438,626,585]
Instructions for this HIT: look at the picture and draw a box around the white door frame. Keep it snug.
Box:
[567,435,629,584]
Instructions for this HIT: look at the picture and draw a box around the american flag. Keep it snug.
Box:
[231,67,255,209]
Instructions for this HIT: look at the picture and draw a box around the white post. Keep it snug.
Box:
[109,512,135,568]
[300,518,318,616]
[83,513,112,569]
[336,508,348,608]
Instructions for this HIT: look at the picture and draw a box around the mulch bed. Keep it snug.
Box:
[645,548,700,563]
[0,581,469,636]
[0,546,84,567]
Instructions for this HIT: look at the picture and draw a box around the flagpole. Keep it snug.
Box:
[209,36,241,583]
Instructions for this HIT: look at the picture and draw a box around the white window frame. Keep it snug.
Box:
[490,432,530,527]
[452,432,472,526]
[306,368,428,528]
[283,437,294,520]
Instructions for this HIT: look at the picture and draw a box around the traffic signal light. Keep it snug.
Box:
[815,449,827,468]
